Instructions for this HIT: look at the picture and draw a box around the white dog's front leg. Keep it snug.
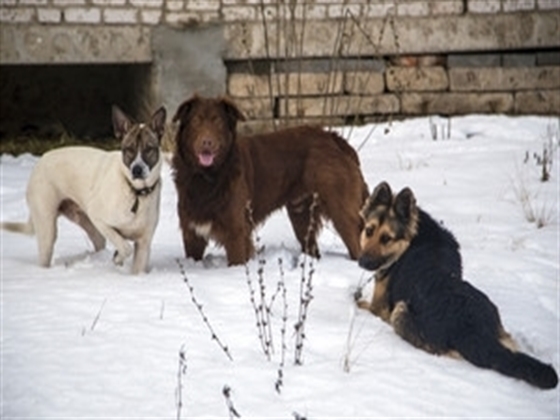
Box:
[131,239,151,274]
[91,219,133,266]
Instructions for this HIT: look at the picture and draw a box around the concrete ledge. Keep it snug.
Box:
[224,12,560,59]
[401,92,514,114]
[0,24,152,64]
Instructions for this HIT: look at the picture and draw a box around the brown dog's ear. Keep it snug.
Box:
[112,105,134,140]
[220,97,246,133]
[149,106,167,141]
[220,97,246,123]
[394,187,416,224]
[173,95,200,124]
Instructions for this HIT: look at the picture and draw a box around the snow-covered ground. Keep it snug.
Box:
[1,115,559,419]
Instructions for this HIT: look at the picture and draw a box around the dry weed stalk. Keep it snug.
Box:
[175,345,187,420]
[294,193,319,365]
[275,257,288,393]
[176,258,233,361]
[223,385,241,419]
[245,201,275,360]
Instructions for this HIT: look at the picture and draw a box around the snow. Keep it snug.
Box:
[1,115,559,419]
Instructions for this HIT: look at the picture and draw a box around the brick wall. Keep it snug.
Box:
[0,0,559,130]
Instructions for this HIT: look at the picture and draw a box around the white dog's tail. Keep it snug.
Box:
[1,219,35,235]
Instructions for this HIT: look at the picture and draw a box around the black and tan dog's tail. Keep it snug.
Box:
[1,219,35,236]
[457,336,558,389]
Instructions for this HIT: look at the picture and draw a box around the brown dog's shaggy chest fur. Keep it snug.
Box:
[172,95,368,265]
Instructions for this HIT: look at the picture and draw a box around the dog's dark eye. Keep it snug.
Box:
[380,234,392,244]
[365,226,374,237]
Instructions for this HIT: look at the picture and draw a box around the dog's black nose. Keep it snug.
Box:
[132,165,144,179]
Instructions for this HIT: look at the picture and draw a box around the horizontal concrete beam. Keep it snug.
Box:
[224,11,560,59]
[0,25,152,64]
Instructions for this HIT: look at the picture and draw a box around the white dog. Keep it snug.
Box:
[1,105,166,274]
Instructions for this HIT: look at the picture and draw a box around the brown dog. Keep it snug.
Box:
[171,95,368,265]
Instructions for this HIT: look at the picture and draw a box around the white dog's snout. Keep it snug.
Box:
[130,152,149,180]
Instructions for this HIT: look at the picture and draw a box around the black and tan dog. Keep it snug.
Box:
[356,181,558,389]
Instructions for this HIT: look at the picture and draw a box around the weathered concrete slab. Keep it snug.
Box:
[344,72,385,95]
[401,92,514,114]
[515,90,560,114]
[386,67,448,92]
[0,25,152,64]
[224,12,560,59]
[450,67,560,91]
[230,97,274,119]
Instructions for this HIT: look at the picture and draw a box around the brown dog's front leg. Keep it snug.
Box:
[183,229,208,261]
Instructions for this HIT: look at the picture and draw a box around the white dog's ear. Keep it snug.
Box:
[112,105,133,140]
[149,106,167,141]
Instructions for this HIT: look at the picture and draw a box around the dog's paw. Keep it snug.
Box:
[353,287,363,302]
[113,244,133,266]
[390,300,408,325]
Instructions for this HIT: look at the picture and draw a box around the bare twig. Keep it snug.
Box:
[175,345,187,420]
[245,201,275,360]
[176,259,233,362]
[223,385,241,419]
[294,193,319,365]
[90,298,107,332]
[275,257,288,393]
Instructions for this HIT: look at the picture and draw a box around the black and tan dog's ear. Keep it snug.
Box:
[173,94,200,124]
[370,182,393,208]
[361,181,392,219]
[394,187,416,224]
[112,105,134,140]
[150,106,167,141]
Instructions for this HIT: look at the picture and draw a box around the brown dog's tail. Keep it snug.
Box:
[457,335,558,389]
[1,219,35,236]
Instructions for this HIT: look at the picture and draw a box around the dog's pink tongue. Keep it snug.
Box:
[198,152,214,167]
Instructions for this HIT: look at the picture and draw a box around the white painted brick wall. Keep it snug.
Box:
[53,0,87,5]
[185,0,220,11]
[431,0,465,15]
[328,4,361,19]
[92,0,127,6]
[0,7,34,22]
[538,0,560,9]
[503,0,535,12]
[222,5,256,21]
[397,1,430,17]
[140,9,162,24]
[19,0,48,6]
[131,0,164,7]
[104,8,138,24]
[288,4,328,20]
[166,0,184,11]
[468,0,501,13]
[64,8,101,23]
[362,2,396,18]
[166,10,219,25]
[38,8,62,23]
